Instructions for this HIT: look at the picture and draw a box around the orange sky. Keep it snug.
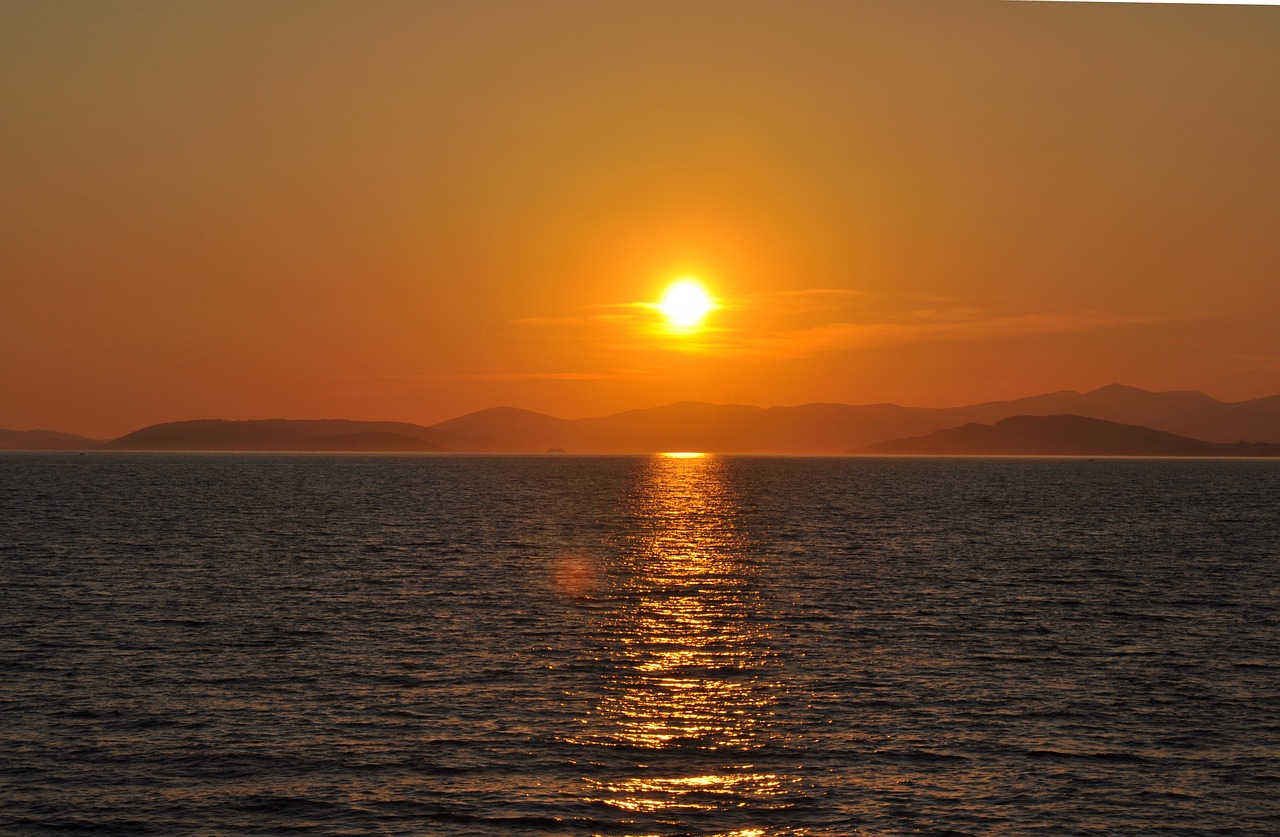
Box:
[3,1,1278,438]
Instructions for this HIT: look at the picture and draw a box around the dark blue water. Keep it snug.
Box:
[2,453,1278,835]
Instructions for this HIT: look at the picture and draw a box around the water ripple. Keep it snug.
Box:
[1,453,1278,834]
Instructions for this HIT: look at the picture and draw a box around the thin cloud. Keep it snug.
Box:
[256,371,615,383]
[509,291,1164,364]
[770,288,867,300]
[428,371,615,382]
[722,309,1167,359]
[508,316,586,327]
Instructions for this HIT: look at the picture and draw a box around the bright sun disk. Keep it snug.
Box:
[658,279,715,329]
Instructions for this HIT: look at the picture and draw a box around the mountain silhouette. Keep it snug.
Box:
[950,384,1280,443]
[4,384,1278,453]
[0,428,101,450]
[430,407,575,451]
[861,414,1280,457]
[427,384,1280,452]
[101,419,489,452]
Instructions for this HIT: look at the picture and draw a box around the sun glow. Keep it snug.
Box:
[658,279,716,330]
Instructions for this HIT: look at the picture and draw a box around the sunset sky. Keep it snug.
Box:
[3,1,1278,438]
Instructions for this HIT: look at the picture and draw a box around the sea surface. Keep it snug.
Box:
[2,453,1278,836]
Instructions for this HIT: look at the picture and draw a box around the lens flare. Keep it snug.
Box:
[658,279,716,329]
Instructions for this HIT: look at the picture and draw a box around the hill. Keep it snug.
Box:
[430,407,577,452]
[101,419,491,452]
[861,414,1280,457]
[0,428,101,451]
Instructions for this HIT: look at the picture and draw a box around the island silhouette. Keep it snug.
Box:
[861,414,1280,457]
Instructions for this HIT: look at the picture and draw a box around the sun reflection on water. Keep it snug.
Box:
[573,453,797,829]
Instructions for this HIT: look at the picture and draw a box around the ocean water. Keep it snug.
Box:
[1,453,1278,836]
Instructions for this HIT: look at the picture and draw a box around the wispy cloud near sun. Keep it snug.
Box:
[509,288,1164,366]
[723,307,1167,360]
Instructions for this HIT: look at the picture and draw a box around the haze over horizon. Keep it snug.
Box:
[4,1,1278,439]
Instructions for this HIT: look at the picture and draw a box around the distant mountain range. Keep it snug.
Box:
[3,384,1279,455]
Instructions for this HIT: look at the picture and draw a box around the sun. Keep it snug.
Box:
[658,279,716,329]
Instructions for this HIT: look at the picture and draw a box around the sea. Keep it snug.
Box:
[2,453,1278,836]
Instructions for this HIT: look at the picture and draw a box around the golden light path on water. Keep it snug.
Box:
[573,452,798,833]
